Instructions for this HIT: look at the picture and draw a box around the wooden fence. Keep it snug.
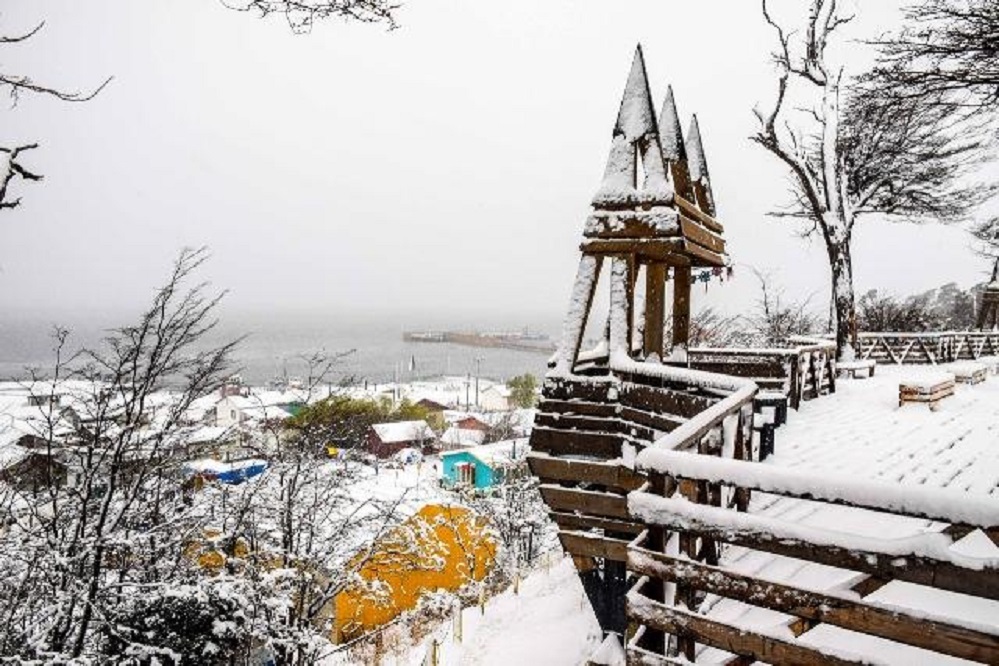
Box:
[624,450,999,664]
[688,336,836,410]
[858,331,999,365]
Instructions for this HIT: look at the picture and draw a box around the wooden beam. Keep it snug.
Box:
[529,427,622,459]
[628,547,999,663]
[678,214,725,255]
[539,485,630,519]
[674,194,722,233]
[633,498,999,601]
[550,511,645,535]
[627,591,868,666]
[644,262,667,359]
[671,266,691,352]
[559,530,629,562]
[527,453,646,492]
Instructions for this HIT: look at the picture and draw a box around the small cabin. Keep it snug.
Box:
[440,438,528,490]
[366,420,436,458]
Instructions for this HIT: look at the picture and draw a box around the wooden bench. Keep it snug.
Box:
[950,362,988,385]
[898,373,955,411]
[837,359,876,379]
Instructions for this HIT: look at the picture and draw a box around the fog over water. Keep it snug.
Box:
[0,308,558,384]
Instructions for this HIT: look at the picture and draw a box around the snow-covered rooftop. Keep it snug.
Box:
[371,420,435,444]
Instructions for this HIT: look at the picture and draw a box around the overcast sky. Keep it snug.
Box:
[1,0,996,327]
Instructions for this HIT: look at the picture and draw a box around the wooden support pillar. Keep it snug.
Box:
[644,263,666,359]
[672,265,691,357]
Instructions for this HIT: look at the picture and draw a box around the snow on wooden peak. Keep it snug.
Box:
[593,45,672,208]
[614,45,658,142]
[685,114,710,183]
[659,85,685,162]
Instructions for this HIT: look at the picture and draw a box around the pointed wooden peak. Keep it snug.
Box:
[659,86,686,162]
[685,114,710,183]
[614,44,659,142]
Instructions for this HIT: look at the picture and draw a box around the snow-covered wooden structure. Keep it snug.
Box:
[527,45,757,636]
[529,46,999,664]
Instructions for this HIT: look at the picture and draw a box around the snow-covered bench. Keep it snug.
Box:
[950,361,988,385]
[837,358,876,379]
[898,372,955,411]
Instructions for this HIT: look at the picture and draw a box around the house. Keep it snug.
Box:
[478,384,513,411]
[332,504,496,643]
[440,438,529,490]
[366,420,436,458]
[415,397,449,413]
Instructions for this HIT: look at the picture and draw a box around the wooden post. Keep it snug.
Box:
[644,263,666,359]
[672,265,692,357]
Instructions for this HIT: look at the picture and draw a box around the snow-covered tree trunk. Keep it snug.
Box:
[827,232,856,360]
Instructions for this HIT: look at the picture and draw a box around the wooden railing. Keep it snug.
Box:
[688,336,836,410]
[528,355,757,635]
[858,330,999,365]
[624,449,999,664]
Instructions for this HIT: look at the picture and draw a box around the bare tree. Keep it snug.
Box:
[0,19,110,212]
[0,248,242,661]
[747,269,818,345]
[223,0,401,32]
[866,0,999,114]
[752,0,994,359]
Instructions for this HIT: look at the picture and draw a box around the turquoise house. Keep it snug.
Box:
[440,439,528,490]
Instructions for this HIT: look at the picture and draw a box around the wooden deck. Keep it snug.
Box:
[624,365,999,664]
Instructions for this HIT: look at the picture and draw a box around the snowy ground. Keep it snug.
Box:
[700,362,999,664]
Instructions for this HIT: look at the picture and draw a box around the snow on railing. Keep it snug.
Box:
[634,448,999,530]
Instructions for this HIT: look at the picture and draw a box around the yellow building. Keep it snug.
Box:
[333,503,496,643]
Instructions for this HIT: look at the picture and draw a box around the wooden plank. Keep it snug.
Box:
[682,239,726,268]
[539,485,630,519]
[644,262,666,359]
[580,239,689,262]
[541,378,612,403]
[538,398,616,419]
[627,591,868,665]
[619,382,713,420]
[628,547,999,663]
[527,453,646,492]
[678,214,725,255]
[559,530,629,562]
[534,412,625,436]
[617,404,685,434]
[550,511,644,535]
[529,426,622,459]
[635,501,999,601]
[674,194,722,233]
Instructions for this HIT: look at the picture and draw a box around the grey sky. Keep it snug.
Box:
[1,0,996,325]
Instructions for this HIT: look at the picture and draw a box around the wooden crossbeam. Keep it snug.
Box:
[628,547,999,663]
[627,589,868,665]
[632,501,999,600]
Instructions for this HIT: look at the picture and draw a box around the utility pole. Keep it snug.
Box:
[474,357,483,409]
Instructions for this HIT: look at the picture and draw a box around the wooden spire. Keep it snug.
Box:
[659,86,693,201]
[685,114,715,217]
[594,45,670,207]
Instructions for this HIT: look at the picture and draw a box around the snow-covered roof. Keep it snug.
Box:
[441,426,486,448]
[443,438,529,468]
[371,420,435,444]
